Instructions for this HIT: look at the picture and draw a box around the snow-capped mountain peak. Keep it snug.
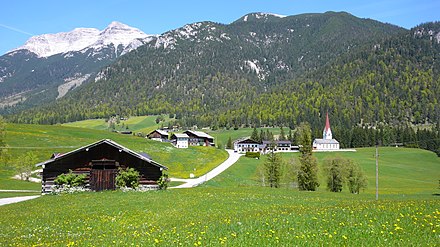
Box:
[10,22,153,58]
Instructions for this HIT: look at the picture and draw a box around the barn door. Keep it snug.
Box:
[90,169,116,191]
[90,160,117,191]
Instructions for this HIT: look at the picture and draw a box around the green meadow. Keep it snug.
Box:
[0,122,439,246]
[206,147,440,195]
[0,188,438,246]
[0,123,228,192]
[62,115,175,134]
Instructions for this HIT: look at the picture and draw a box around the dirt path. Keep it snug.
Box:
[170,150,243,188]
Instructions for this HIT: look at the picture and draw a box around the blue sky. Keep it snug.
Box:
[1,0,439,55]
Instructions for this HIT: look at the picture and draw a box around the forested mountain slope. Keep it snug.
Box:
[8,12,412,127]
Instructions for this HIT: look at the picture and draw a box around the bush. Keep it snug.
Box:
[54,170,86,187]
[157,172,170,190]
[116,168,140,189]
[346,162,368,194]
[245,152,260,159]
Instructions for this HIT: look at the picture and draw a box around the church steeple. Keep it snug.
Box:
[323,112,333,140]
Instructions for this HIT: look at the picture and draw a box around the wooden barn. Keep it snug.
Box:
[37,139,167,193]
[147,129,169,142]
[183,130,215,146]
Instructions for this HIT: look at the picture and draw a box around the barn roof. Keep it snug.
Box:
[184,130,214,139]
[36,139,167,170]
[148,129,169,136]
[172,133,189,138]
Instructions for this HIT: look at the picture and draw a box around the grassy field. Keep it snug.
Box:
[0,188,438,246]
[0,123,439,246]
[206,147,440,195]
[207,127,283,146]
[0,123,228,190]
[62,115,175,134]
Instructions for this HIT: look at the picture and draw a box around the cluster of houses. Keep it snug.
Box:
[36,113,340,194]
[234,112,340,153]
[147,129,215,148]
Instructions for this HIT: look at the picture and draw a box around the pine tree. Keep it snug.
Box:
[251,127,259,141]
[226,136,233,149]
[279,127,286,141]
[259,129,266,142]
[264,151,281,188]
[297,122,319,191]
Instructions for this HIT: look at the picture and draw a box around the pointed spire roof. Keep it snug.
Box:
[325,112,331,131]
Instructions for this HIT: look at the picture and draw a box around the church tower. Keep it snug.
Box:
[323,112,333,140]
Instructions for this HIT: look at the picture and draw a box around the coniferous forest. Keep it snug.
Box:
[2,13,440,154]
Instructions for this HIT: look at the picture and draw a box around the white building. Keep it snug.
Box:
[171,133,189,148]
[313,112,340,151]
[234,138,261,153]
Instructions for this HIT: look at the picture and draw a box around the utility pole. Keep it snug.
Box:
[375,144,379,200]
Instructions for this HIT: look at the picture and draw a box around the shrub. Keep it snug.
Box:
[346,162,368,194]
[158,172,170,190]
[245,152,260,158]
[323,157,347,192]
[116,168,140,189]
[54,170,86,187]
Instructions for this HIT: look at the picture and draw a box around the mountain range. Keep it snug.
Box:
[1,12,439,130]
[0,21,154,109]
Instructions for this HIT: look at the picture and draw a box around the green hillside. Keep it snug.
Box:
[62,115,175,134]
[206,147,440,195]
[0,123,228,190]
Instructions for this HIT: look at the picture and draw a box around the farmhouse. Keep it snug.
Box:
[184,130,215,146]
[147,129,169,142]
[261,140,298,153]
[171,133,189,148]
[233,138,299,153]
[37,139,167,193]
[234,138,261,152]
[313,112,340,150]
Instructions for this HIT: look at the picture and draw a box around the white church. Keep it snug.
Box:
[313,112,340,151]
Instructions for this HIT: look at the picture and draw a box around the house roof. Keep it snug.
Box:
[172,133,189,138]
[184,130,214,139]
[235,137,261,144]
[36,139,167,170]
[148,129,169,136]
[313,138,339,144]
[156,129,169,136]
[262,140,292,145]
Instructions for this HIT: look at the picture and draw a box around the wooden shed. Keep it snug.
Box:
[37,139,167,193]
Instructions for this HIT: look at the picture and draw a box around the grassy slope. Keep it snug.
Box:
[1,124,439,246]
[62,115,174,134]
[206,147,440,195]
[206,127,283,147]
[0,123,228,190]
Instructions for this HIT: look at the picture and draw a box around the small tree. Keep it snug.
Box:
[279,127,286,141]
[346,162,368,194]
[226,136,233,149]
[251,127,259,141]
[116,168,140,189]
[324,157,347,192]
[297,122,319,191]
[14,151,39,181]
[264,151,282,188]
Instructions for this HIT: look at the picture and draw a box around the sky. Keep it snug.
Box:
[1,0,439,55]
